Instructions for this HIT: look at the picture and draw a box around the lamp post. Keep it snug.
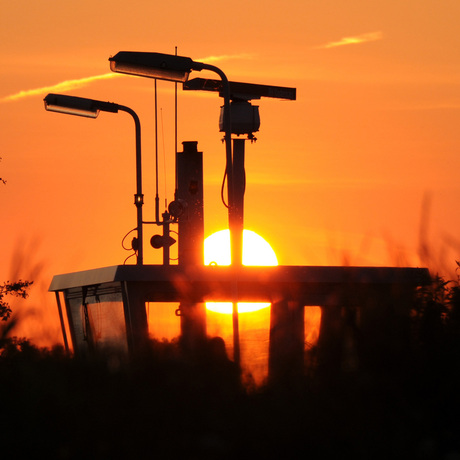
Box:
[109,52,241,367]
[108,53,235,254]
[43,93,145,265]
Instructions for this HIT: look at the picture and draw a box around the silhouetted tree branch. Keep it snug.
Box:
[0,156,6,185]
[0,280,33,321]
[0,158,32,321]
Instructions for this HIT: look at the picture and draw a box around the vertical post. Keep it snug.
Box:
[230,138,246,368]
[176,141,204,266]
[176,141,206,355]
[55,292,69,352]
[269,300,304,384]
[199,62,241,371]
[232,138,245,266]
[122,281,149,355]
[316,305,345,376]
[162,211,171,266]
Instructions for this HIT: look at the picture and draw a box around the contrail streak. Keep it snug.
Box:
[196,53,255,63]
[0,73,123,103]
[317,31,383,49]
[1,53,255,104]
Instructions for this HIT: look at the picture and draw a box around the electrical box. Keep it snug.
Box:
[219,101,260,136]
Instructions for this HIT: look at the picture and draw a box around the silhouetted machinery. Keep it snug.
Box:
[48,51,430,383]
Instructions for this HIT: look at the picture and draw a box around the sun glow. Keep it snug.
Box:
[204,229,278,314]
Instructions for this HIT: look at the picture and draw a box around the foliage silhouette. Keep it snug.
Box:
[1,161,33,328]
[0,156,6,184]
[1,271,460,458]
[0,280,33,321]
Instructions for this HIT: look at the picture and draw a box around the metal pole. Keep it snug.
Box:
[175,141,206,355]
[198,64,234,255]
[118,105,144,265]
[198,64,240,369]
[162,211,171,265]
[55,292,69,352]
[154,79,160,224]
[232,138,245,266]
[231,138,246,370]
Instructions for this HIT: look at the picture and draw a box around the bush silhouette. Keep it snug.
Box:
[1,272,460,458]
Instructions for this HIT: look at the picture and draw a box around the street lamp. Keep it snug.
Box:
[109,51,241,367]
[43,93,145,265]
[108,52,236,258]
[109,51,196,82]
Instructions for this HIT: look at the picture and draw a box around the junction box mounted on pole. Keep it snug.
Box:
[183,77,296,137]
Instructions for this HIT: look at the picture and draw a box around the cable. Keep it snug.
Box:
[123,252,136,265]
[121,228,138,264]
[221,168,229,208]
[121,227,137,251]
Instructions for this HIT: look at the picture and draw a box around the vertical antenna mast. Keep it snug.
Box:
[154,79,160,223]
[175,46,178,195]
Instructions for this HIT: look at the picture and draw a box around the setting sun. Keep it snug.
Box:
[204,229,278,314]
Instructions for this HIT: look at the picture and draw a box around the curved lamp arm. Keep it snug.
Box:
[44,93,144,265]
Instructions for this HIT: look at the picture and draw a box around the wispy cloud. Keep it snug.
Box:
[0,73,123,103]
[316,31,383,49]
[195,53,255,63]
[0,54,255,103]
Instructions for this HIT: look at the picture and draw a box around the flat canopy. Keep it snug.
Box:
[49,265,430,306]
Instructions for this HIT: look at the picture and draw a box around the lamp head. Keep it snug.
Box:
[44,94,119,118]
[109,51,201,83]
[44,94,99,118]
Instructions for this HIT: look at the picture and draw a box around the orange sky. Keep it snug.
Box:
[1,1,460,343]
